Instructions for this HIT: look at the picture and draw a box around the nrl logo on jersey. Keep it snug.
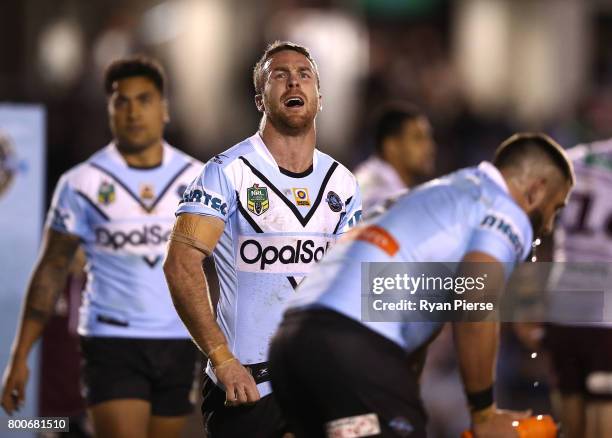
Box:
[98,181,115,205]
[247,183,269,215]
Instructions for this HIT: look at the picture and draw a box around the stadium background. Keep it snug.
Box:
[1,0,612,436]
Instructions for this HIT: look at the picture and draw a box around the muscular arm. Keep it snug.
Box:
[452,251,504,395]
[163,213,226,353]
[163,213,259,405]
[2,228,80,414]
[452,251,530,434]
[12,228,80,357]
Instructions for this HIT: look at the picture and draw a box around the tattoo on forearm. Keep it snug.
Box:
[24,305,50,322]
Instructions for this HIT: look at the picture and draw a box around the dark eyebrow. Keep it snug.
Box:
[115,90,154,100]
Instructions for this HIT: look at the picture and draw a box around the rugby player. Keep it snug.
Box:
[354,103,435,212]
[1,56,203,438]
[163,41,362,437]
[269,133,574,437]
[546,138,612,437]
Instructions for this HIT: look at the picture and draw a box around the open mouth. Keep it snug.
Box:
[284,96,305,108]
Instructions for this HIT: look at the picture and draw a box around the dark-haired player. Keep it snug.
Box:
[354,103,435,212]
[269,133,574,437]
[1,56,202,438]
[163,41,362,437]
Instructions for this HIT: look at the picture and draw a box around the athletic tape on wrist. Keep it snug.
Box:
[208,344,235,368]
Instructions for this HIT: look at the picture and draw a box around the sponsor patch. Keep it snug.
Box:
[176,183,188,198]
[292,187,311,206]
[181,187,228,216]
[326,190,343,212]
[98,181,115,205]
[325,413,381,438]
[247,183,269,215]
[355,225,399,256]
[237,235,333,273]
[94,224,171,253]
[140,183,155,200]
[479,212,524,256]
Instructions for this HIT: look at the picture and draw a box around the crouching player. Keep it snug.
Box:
[269,133,574,437]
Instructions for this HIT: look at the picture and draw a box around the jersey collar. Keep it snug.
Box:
[478,161,509,194]
[249,132,318,173]
[107,141,173,169]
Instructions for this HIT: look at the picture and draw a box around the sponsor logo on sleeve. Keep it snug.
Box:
[51,207,71,231]
[181,187,228,216]
[247,183,269,215]
[326,190,343,212]
[176,183,188,198]
[353,225,398,256]
[292,188,310,206]
[97,181,115,205]
[211,154,228,165]
[480,213,524,256]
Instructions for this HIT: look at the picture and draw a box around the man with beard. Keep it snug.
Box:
[269,133,574,437]
[163,41,362,437]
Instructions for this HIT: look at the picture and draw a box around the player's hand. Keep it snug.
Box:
[1,357,29,415]
[215,359,260,407]
[471,406,531,438]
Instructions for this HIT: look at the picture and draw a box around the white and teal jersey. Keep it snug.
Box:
[176,133,362,396]
[288,162,533,354]
[47,142,203,338]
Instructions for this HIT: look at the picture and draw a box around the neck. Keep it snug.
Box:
[381,153,413,188]
[501,171,530,212]
[116,140,164,168]
[259,117,316,173]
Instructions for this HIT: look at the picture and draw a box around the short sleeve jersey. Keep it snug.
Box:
[288,161,533,353]
[176,133,362,396]
[47,142,203,338]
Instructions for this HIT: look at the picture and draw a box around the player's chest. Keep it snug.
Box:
[234,173,349,233]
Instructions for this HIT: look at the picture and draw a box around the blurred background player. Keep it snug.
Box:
[353,102,468,436]
[269,133,574,438]
[1,56,202,438]
[353,102,435,212]
[163,41,361,437]
[545,138,612,438]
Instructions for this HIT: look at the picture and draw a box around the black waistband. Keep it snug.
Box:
[244,361,270,385]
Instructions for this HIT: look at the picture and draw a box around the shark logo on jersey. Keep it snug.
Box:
[247,183,269,215]
[326,191,343,212]
[480,213,524,256]
[98,181,115,205]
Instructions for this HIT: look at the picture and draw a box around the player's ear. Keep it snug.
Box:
[162,98,170,123]
[318,94,323,112]
[255,94,264,112]
[525,177,547,209]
